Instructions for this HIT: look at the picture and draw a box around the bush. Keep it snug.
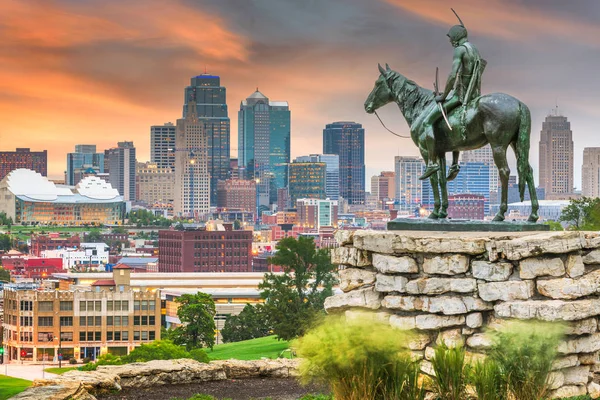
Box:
[188,348,209,363]
[123,340,189,363]
[69,357,78,365]
[82,357,91,364]
[469,358,507,400]
[430,344,468,400]
[295,314,424,400]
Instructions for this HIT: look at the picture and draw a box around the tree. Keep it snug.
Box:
[0,234,12,251]
[233,220,242,230]
[221,304,272,343]
[86,230,103,243]
[260,236,337,340]
[172,293,216,350]
[559,197,600,230]
[544,221,564,231]
[0,267,10,282]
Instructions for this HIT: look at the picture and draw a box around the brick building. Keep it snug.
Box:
[158,226,252,273]
[1,257,63,279]
[216,179,256,212]
[30,234,81,257]
[448,194,486,220]
[0,148,47,181]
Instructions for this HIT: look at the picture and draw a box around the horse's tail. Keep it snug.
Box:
[516,102,532,201]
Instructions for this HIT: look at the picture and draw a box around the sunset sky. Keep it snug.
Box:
[1,0,599,189]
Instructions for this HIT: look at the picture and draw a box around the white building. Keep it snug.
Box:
[394,156,424,211]
[42,243,109,270]
[582,147,600,198]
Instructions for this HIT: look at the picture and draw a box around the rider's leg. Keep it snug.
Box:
[447,151,460,181]
[419,106,442,180]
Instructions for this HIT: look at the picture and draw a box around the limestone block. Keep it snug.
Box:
[585,234,600,249]
[331,246,371,267]
[415,314,465,330]
[566,254,585,278]
[352,230,487,255]
[324,287,381,312]
[436,328,464,348]
[372,254,418,274]
[420,360,435,376]
[549,385,587,399]
[407,332,432,350]
[466,333,492,349]
[389,315,416,330]
[425,346,435,360]
[334,230,354,246]
[9,382,96,400]
[383,295,476,315]
[578,352,599,365]
[552,355,580,371]
[495,300,600,322]
[462,297,494,311]
[584,249,600,264]
[588,382,600,399]
[410,351,424,361]
[405,277,476,295]
[382,295,423,311]
[558,333,600,354]
[486,231,585,261]
[344,310,391,324]
[547,371,564,390]
[537,271,600,300]
[519,257,565,279]
[565,318,598,336]
[375,274,408,293]
[339,268,376,292]
[466,313,483,328]
[478,281,534,302]
[462,327,476,335]
[562,365,590,386]
[423,254,469,275]
[472,260,513,281]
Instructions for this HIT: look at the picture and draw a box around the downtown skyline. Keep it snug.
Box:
[0,0,599,188]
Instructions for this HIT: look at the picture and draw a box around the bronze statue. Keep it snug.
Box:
[364,10,539,223]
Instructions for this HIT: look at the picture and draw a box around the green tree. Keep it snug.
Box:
[0,234,12,251]
[0,267,10,282]
[86,230,103,243]
[559,197,600,230]
[221,304,272,343]
[172,292,216,350]
[111,226,127,234]
[233,219,242,230]
[260,236,337,340]
[544,221,564,231]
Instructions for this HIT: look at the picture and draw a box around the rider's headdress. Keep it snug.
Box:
[447,9,467,43]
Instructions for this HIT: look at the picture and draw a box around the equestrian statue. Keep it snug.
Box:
[364,9,539,223]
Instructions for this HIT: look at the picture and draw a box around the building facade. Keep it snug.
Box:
[447,194,485,220]
[66,145,104,186]
[539,112,574,197]
[0,170,124,226]
[323,121,365,205]
[30,234,81,257]
[294,154,340,200]
[395,156,425,211]
[582,147,600,198]
[174,98,210,217]
[150,123,176,170]
[0,148,47,182]
[288,162,326,207]
[371,171,395,209]
[296,198,338,229]
[462,145,499,196]
[136,162,174,206]
[183,74,231,206]
[106,142,136,202]
[216,179,256,212]
[158,227,252,273]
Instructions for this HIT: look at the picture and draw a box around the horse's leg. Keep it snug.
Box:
[438,154,449,218]
[492,146,510,222]
[428,172,441,219]
[510,142,539,223]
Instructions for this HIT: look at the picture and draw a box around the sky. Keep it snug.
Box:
[0,0,599,189]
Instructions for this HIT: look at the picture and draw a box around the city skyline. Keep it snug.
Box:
[0,1,598,188]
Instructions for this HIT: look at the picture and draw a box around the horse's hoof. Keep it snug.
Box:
[439,212,448,219]
[492,215,505,222]
[528,215,539,223]
[428,213,439,220]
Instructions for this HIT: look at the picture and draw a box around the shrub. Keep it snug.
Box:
[469,358,507,400]
[123,340,188,363]
[82,357,91,364]
[295,314,424,400]
[69,357,77,365]
[188,348,209,363]
[430,344,468,400]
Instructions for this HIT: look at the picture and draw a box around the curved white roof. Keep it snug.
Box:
[77,176,120,199]
[5,169,58,201]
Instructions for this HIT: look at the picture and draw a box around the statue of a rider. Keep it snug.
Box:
[413,10,486,181]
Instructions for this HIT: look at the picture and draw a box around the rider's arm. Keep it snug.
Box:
[440,47,465,100]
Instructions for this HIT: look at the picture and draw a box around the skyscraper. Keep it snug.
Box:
[462,145,498,195]
[183,74,230,206]
[136,162,174,206]
[539,111,574,197]
[106,141,136,202]
[238,89,291,205]
[294,154,340,200]
[394,156,425,211]
[582,147,600,198]
[174,98,209,217]
[66,145,104,185]
[371,171,395,208]
[150,122,176,170]
[288,161,326,207]
[0,148,47,181]
[323,121,365,205]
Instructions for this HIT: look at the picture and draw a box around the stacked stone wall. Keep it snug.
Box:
[326,230,600,399]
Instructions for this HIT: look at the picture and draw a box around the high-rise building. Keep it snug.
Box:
[323,121,365,205]
[106,142,136,202]
[216,179,256,212]
[539,111,574,196]
[582,148,600,198]
[462,145,498,195]
[150,122,176,170]
[294,154,340,200]
[183,74,230,206]
[371,171,395,208]
[174,98,209,217]
[66,145,104,186]
[395,156,425,211]
[238,89,291,205]
[0,148,47,181]
[136,162,174,206]
[288,161,326,207]
[296,198,338,229]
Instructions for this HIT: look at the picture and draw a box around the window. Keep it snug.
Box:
[87,316,94,326]
[107,332,113,341]
[149,316,155,325]
[149,331,155,341]
[38,316,53,327]
[141,316,148,325]
[134,331,140,341]
[80,332,86,341]
[141,331,148,341]
[39,301,53,312]
[134,301,140,311]
[141,301,148,311]
[134,316,140,325]
[60,332,73,342]
[95,332,101,341]
[20,301,33,311]
[20,331,33,342]
[107,316,113,326]
[80,301,86,311]
[38,332,53,342]
[95,316,101,326]
[122,331,129,340]
[107,301,113,311]
[95,301,101,311]
[114,331,121,341]
[122,316,129,326]
[114,316,121,326]
[80,316,86,326]
[60,316,73,327]
[87,332,94,341]
[60,301,73,311]
[122,301,129,310]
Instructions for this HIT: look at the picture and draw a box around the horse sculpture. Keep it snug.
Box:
[365,63,539,222]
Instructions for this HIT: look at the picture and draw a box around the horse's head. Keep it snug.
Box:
[365,63,396,114]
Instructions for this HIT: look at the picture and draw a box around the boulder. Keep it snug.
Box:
[478,281,535,302]
[10,382,95,400]
[375,274,408,293]
[405,277,476,295]
[372,254,418,274]
[471,261,513,281]
[519,257,565,279]
[339,268,376,292]
[588,381,600,399]
[324,287,381,312]
[423,254,469,275]
[495,299,600,322]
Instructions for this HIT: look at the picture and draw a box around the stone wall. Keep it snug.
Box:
[326,230,600,399]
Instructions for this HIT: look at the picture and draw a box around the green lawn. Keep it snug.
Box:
[0,375,32,400]
[44,367,77,375]
[208,335,291,361]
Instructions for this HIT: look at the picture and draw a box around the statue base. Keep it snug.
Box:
[387,218,549,232]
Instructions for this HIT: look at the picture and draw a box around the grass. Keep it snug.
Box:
[208,335,290,361]
[44,366,77,375]
[0,375,32,400]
